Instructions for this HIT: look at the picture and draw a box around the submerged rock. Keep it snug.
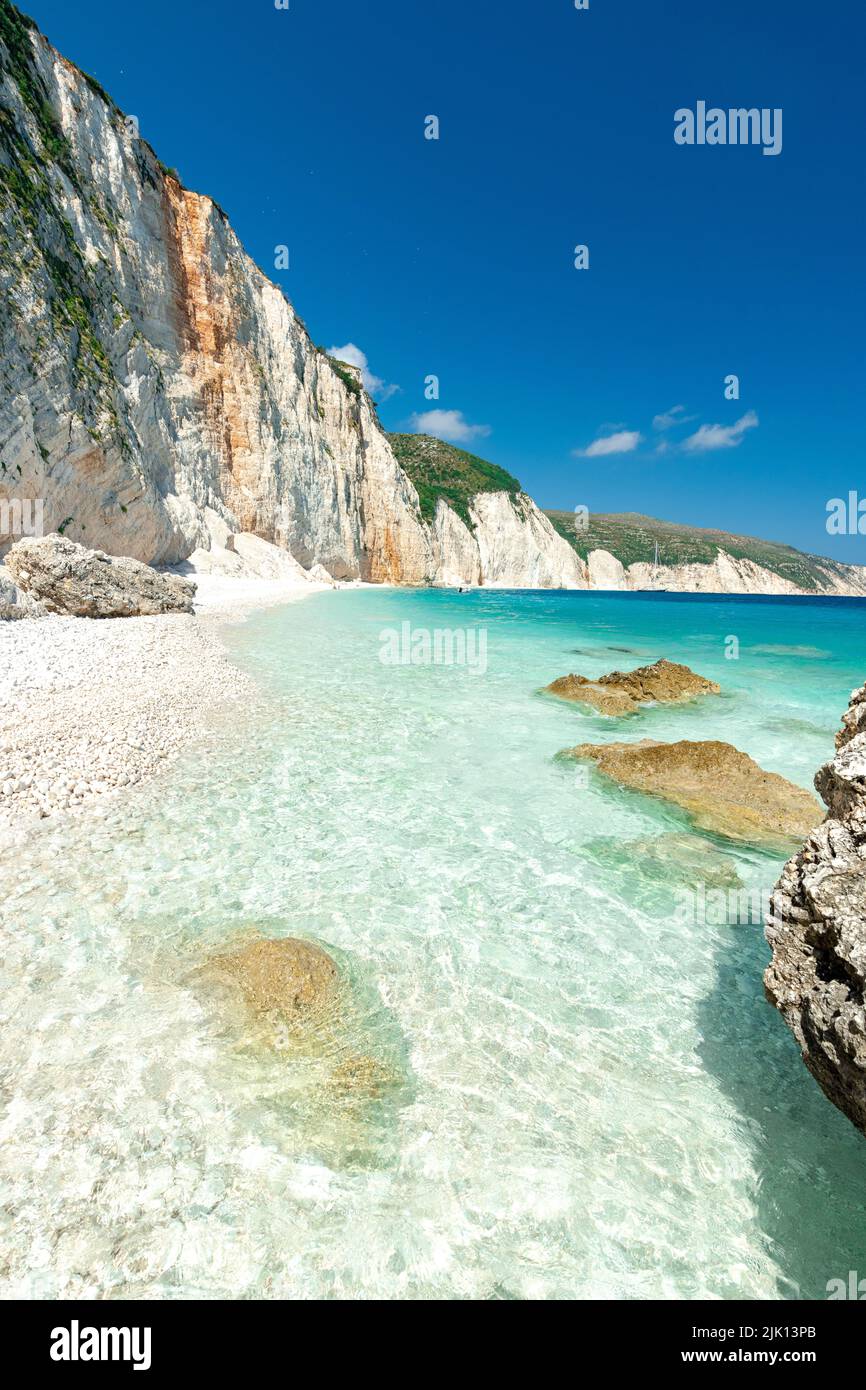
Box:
[328,1054,398,1098]
[545,658,719,716]
[562,738,822,849]
[765,683,866,1137]
[587,831,743,890]
[211,935,339,1018]
[6,535,195,618]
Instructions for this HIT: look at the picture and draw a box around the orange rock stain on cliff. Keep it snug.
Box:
[165,181,264,533]
[366,523,409,584]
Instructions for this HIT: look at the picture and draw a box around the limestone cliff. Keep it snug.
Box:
[581,546,866,597]
[433,492,587,589]
[0,5,584,590]
[2,6,863,597]
[548,511,866,597]
[765,685,866,1137]
[628,553,866,596]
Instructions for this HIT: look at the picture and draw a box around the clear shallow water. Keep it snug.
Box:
[2,588,866,1299]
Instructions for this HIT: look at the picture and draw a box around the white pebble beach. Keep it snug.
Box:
[0,567,327,836]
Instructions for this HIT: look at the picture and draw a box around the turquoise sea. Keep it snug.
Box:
[3,588,866,1299]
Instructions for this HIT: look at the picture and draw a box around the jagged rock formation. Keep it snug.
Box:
[6,533,195,616]
[765,685,866,1136]
[0,5,584,589]
[544,658,719,716]
[561,739,823,849]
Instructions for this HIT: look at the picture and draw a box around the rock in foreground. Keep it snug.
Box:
[765,683,866,1137]
[6,535,195,618]
[211,935,339,1017]
[545,658,719,716]
[561,738,822,848]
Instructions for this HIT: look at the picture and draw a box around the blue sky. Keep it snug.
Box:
[25,0,866,559]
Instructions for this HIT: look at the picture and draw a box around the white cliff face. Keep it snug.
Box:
[464,494,588,589]
[581,547,807,596]
[0,21,442,580]
[425,494,587,588]
[576,546,866,597]
[586,549,628,590]
[3,13,866,598]
[428,501,481,587]
[0,16,596,592]
[806,562,866,598]
[627,552,802,595]
[625,550,866,597]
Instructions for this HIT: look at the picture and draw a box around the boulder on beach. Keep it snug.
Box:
[544,658,719,716]
[561,738,823,849]
[210,935,339,1018]
[5,534,195,618]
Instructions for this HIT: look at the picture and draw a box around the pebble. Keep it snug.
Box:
[0,611,257,832]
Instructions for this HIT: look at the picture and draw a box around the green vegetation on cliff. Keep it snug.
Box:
[389,433,522,531]
[545,510,845,592]
[0,0,126,440]
[317,350,362,399]
[0,2,79,182]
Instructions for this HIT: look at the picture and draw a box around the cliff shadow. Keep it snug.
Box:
[697,923,866,1299]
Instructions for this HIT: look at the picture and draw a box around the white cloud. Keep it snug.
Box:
[681,410,759,453]
[573,429,643,459]
[408,410,492,444]
[327,342,400,401]
[653,405,696,431]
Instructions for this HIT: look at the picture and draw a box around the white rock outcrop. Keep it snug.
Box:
[587,549,628,590]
